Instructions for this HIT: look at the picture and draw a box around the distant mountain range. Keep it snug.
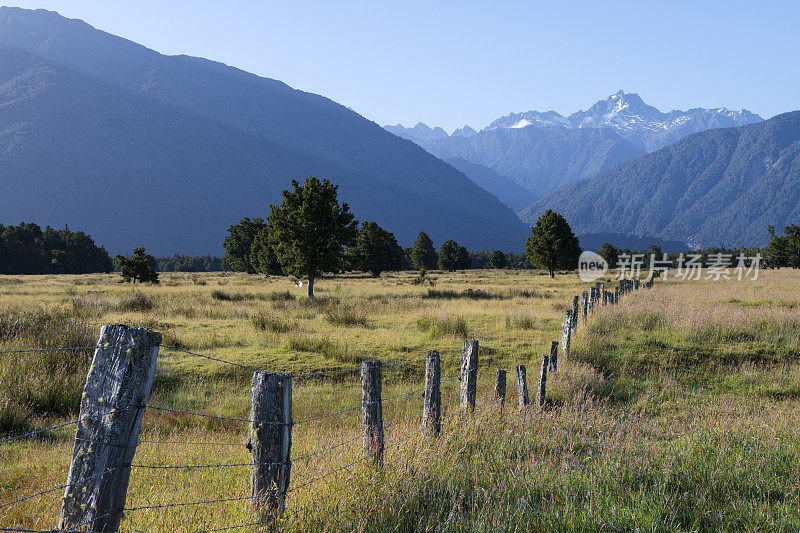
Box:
[522,111,800,248]
[0,7,529,255]
[384,92,763,204]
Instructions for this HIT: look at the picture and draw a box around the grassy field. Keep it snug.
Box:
[1,269,800,531]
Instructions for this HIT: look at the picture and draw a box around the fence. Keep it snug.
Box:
[0,272,656,531]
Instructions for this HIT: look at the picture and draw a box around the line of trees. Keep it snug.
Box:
[0,222,112,275]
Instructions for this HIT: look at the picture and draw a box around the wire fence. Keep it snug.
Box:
[0,275,653,530]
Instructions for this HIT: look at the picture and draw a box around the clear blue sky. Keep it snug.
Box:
[5,1,798,132]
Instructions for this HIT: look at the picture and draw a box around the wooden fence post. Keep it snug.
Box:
[582,292,589,322]
[602,284,607,305]
[561,311,572,358]
[494,369,507,408]
[59,325,161,532]
[537,353,549,408]
[460,340,479,412]
[422,350,441,434]
[614,285,619,304]
[635,276,640,290]
[361,360,384,465]
[249,372,292,519]
[516,365,529,408]
[571,295,580,331]
[549,341,558,373]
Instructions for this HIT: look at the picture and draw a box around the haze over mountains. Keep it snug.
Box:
[0,7,529,255]
[523,111,800,248]
[384,92,763,204]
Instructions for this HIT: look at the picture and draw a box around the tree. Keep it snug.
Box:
[222,217,266,273]
[525,210,581,277]
[411,231,438,270]
[488,250,507,269]
[115,247,159,285]
[348,221,403,277]
[439,240,471,271]
[598,242,619,269]
[249,227,283,277]
[268,177,358,298]
[766,224,800,268]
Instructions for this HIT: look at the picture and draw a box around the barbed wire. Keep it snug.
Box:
[0,466,121,510]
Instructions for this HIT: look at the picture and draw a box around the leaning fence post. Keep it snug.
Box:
[422,350,441,434]
[249,372,292,519]
[59,325,161,532]
[516,365,529,408]
[562,310,572,358]
[460,340,479,412]
[494,369,507,408]
[549,341,558,373]
[361,360,384,465]
[537,353,549,407]
[582,292,589,322]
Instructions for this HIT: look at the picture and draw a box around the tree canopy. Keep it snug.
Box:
[268,177,358,297]
[348,221,404,277]
[766,224,800,268]
[525,210,581,277]
[115,247,159,285]
[439,240,471,271]
[411,231,438,270]
[598,242,619,268]
[488,250,507,269]
[222,217,266,273]
[0,222,112,275]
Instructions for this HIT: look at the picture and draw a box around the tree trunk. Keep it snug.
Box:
[548,268,554,278]
[307,277,315,299]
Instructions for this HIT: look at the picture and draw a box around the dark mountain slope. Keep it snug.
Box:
[443,158,537,212]
[521,112,800,247]
[0,7,529,252]
[422,127,644,198]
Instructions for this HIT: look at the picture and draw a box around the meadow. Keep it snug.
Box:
[1,268,799,531]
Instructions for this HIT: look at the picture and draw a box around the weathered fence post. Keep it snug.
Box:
[494,369,507,408]
[59,325,161,532]
[516,365,529,408]
[614,285,619,304]
[361,360,384,465]
[602,284,607,305]
[549,341,558,373]
[460,340,479,412]
[582,292,589,322]
[562,310,572,358]
[571,295,580,331]
[422,350,441,434]
[249,372,292,519]
[635,276,640,290]
[537,353,549,408]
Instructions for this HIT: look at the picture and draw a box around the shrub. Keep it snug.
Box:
[323,304,368,327]
[116,291,155,312]
[211,289,247,302]
[252,311,294,333]
[416,315,469,339]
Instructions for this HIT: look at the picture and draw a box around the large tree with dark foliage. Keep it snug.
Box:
[598,242,619,268]
[115,247,159,285]
[348,221,404,277]
[411,231,438,270]
[525,210,581,277]
[765,224,800,268]
[0,222,112,274]
[268,177,358,298]
[223,217,266,273]
[439,240,471,271]
[155,254,223,272]
[249,226,284,277]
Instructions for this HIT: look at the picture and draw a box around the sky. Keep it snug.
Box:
[4,1,799,132]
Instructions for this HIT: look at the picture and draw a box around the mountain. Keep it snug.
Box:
[422,127,644,199]
[384,122,449,141]
[443,158,537,212]
[385,92,762,202]
[489,91,763,152]
[521,112,800,248]
[0,7,529,255]
[451,125,477,138]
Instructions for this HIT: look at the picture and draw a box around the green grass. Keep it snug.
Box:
[2,269,800,531]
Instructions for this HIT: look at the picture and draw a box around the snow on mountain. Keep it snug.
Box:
[487,91,763,151]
